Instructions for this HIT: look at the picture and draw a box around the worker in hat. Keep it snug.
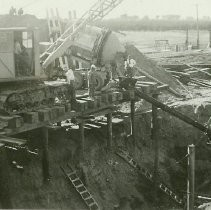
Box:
[88,64,96,100]
[65,67,76,105]
[124,55,136,78]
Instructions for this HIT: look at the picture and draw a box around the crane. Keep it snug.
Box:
[40,0,124,69]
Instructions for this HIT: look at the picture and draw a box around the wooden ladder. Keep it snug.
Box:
[61,164,100,210]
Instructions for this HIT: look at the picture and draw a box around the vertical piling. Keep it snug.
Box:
[106,113,112,151]
[131,100,136,144]
[0,144,12,208]
[42,126,50,182]
[79,120,85,160]
[187,144,195,210]
[151,93,159,200]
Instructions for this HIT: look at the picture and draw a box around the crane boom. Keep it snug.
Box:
[40,0,124,68]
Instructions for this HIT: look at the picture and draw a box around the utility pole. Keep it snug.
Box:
[185,28,189,49]
[187,144,195,210]
[209,30,211,48]
[196,4,200,49]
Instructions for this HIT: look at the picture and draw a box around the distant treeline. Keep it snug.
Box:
[95,18,211,31]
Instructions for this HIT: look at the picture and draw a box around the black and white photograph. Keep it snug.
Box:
[0,0,211,209]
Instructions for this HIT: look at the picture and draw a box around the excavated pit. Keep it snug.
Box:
[1,97,211,210]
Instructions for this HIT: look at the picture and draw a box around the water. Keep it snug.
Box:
[118,30,210,53]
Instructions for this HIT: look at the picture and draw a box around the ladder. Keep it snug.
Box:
[46,8,63,43]
[61,164,100,210]
[46,8,69,70]
[40,0,124,68]
[116,149,184,206]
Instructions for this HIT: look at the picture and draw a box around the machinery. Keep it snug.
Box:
[0,27,70,114]
[64,25,126,90]
[40,0,126,90]
[0,0,125,114]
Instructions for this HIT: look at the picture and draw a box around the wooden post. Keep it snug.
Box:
[131,100,136,144]
[187,144,195,210]
[42,127,50,182]
[0,144,12,208]
[209,30,211,48]
[79,120,85,160]
[151,92,159,200]
[106,113,112,151]
[196,4,200,49]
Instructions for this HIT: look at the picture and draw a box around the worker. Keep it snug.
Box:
[88,64,96,100]
[14,40,30,76]
[9,6,16,15]
[65,68,76,104]
[18,8,23,16]
[14,40,22,76]
[124,55,136,78]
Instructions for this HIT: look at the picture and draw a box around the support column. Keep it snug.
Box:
[79,120,85,160]
[187,144,195,210]
[0,145,12,208]
[42,127,50,182]
[151,93,159,200]
[106,113,112,151]
[131,100,136,144]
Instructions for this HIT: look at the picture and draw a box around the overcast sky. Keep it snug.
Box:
[0,0,211,19]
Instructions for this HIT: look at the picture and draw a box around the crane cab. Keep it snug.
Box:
[0,27,42,82]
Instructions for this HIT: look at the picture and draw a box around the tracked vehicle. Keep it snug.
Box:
[0,27,70,114]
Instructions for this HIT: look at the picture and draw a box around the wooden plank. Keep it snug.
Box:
[8,115,24,129]
[50,107,59,120]
[55,106,66,117]
[81,98,96,109]
[23,112,39,124]
[76,100,88,112]
[84,123,101,129]
[0,136,26,146]
[137,81,157,85]
[38,109,51,122]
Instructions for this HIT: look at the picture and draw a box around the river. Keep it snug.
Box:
[118,30,210,53]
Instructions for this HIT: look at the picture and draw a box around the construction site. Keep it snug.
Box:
[0,0,211,209]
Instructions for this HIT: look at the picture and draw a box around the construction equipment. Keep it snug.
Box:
[0,27,71,114]
[40,0,126,90]
[40,0,124,68]
[0,0,126,114]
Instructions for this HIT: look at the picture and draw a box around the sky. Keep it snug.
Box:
[0,0,211,19]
